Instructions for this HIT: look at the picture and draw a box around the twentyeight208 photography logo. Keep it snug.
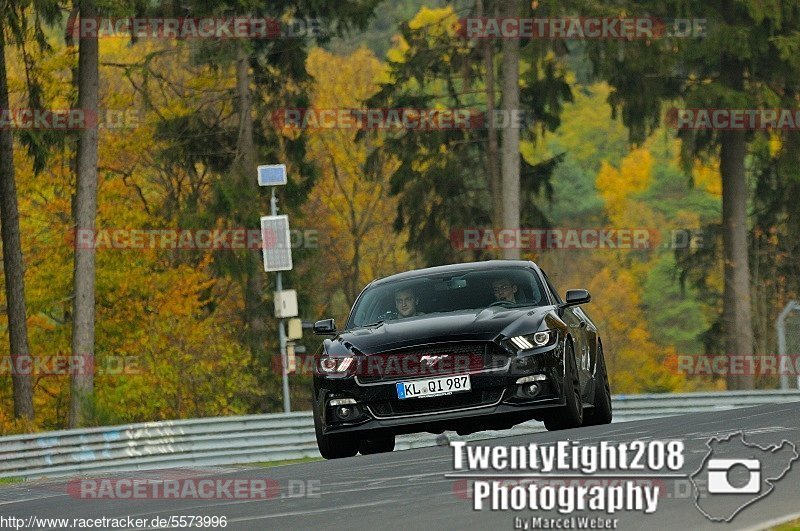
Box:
[690,432,798,522]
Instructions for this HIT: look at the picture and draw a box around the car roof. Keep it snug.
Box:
[369,260,540,287]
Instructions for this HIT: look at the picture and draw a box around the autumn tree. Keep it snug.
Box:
[476,0,501,226]
[587,0,800,390]
[500,0,521,259]
[118,0,380,411]
[366,5,571,266]
[0,10,34,420]
[299,47,414,315]
[69,0,99,427]
[0,0,62,421]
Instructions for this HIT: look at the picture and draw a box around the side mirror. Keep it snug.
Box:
[313,318,337,335]
[563,289,591,307]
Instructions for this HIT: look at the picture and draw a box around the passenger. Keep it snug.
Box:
[492,277,519,303]
[395,289,424,318]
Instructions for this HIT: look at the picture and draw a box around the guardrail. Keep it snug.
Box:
[1,390,798,480]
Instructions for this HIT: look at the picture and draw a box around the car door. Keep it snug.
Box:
[540,269,591,398]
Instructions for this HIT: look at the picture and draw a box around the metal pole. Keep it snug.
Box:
[776,301,797,390]
[272,188,291,413]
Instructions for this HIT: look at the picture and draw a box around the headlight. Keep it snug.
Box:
[318,356,355,374]
[507,330,556,352]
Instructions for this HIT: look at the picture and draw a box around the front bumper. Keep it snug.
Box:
[315,340,567,436]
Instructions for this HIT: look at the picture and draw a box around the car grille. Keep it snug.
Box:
[356,342,509,384]
[369,388,504,417]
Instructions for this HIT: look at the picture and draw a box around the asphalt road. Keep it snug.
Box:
[2,401,799,531]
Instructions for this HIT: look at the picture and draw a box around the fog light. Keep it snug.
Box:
[523,383,540,397]
[336,406,354,420]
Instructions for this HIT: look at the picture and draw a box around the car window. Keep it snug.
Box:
[347,268,549,328]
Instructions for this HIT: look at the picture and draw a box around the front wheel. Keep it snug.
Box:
[583,342,612,426]
[544,340,583,431]
[313,394,360,459]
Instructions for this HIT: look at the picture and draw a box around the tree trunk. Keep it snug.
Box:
[236,41,268,361]
[350,236,361,306]
[0,21,34,420]
[500,0,521,259]
[720,129,754,390]
[480,0,501,228]
[718,52,754,391]
[70,0,99,427]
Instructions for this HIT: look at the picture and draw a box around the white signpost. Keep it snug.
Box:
[258,164,289,186]
[260,215,293,272]
[258,164,294,413]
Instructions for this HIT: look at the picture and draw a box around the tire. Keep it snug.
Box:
[359,435,396,455]
[313,394,360,459]
[544,340,583,431]
[583,342,612,426]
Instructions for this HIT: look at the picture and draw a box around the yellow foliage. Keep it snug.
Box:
[301,47,416,321]
[596,147,653,222]
[585,267,685,393]
[692,159,722,196]
[408,6,458,36]
[386,35,410,64]
[0,32,261,431]
[768,132,782,157]
[386,5,468,68]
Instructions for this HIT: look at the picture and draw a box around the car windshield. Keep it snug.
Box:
[347,267,549,329]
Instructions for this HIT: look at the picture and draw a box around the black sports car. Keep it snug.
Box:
[311,260,612,458]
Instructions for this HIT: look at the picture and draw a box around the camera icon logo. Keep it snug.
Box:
[706,458,760,494]
[690,432,798,522]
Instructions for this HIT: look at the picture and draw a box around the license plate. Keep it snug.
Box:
[396,375,471,399]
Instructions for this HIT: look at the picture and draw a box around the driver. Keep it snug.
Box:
[395,289,424,318]
[492,277,519,303]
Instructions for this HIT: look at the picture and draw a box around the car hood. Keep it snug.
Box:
[334,306,552,354]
